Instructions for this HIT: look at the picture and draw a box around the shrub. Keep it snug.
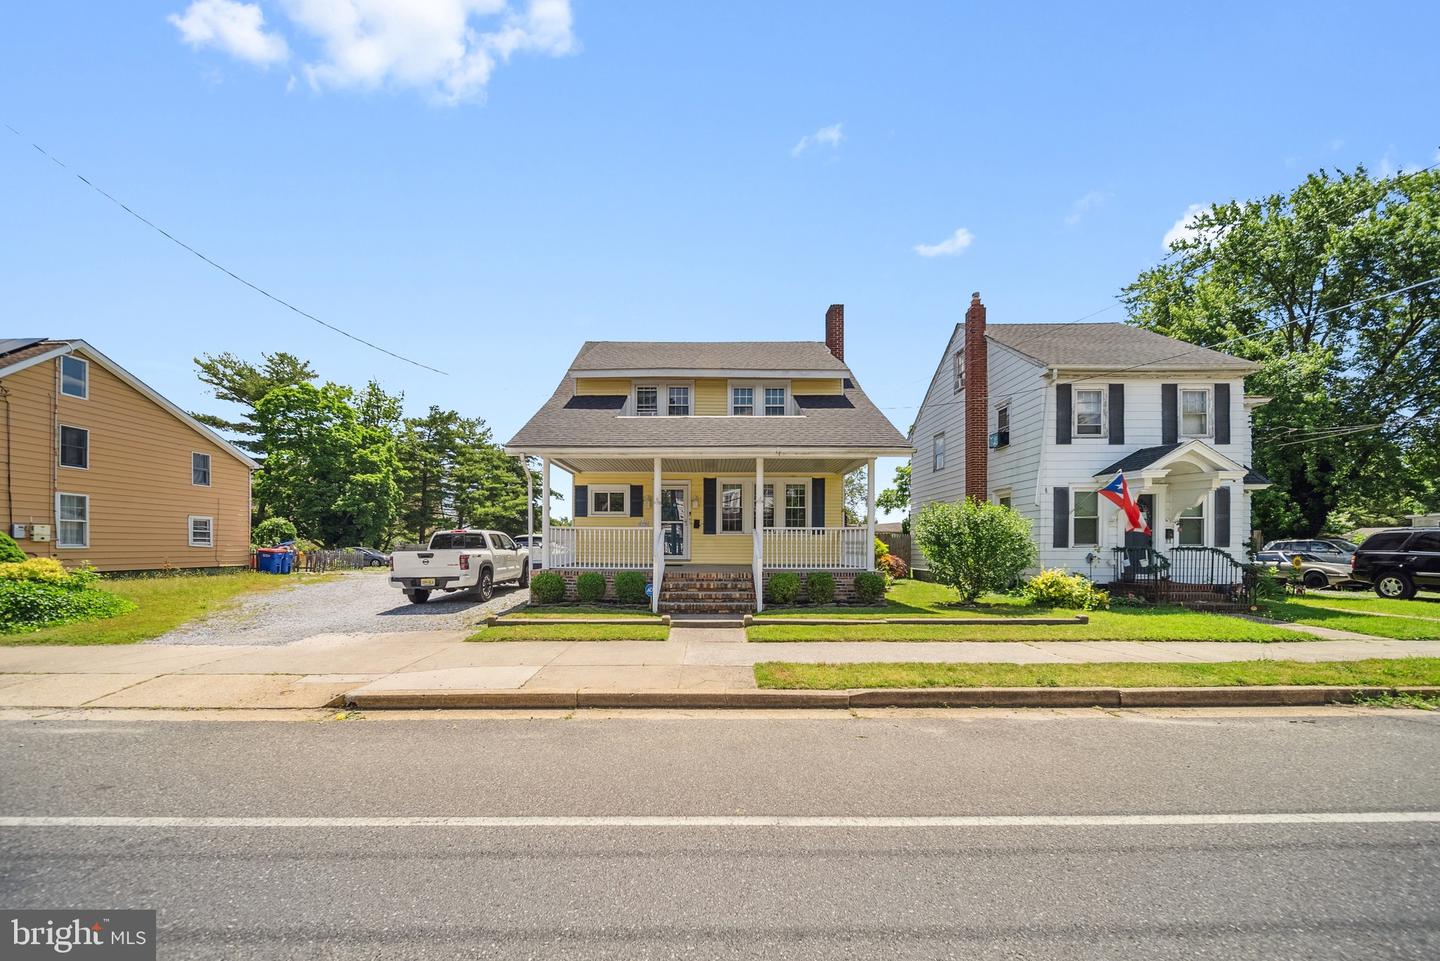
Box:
[768,572,801,605]
[613,571,649,606]
[576,571,607,603]
[878,554,909,580]
[530,571,565,604]
[805,571,835,605]
[252,517,298,548]
[913,499,1037,603]
[0,532,26,563]
[1246,564,1286,602]
[0,557,71,584]
[0,568,135,634]
[1022,569,1110,610]
[874,536,890,567]
[853,571,887,605]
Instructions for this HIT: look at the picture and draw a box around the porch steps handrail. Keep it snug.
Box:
[548,526,654,569]
[762,526,870,570]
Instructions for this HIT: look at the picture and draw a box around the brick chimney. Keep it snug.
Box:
[824,304,845,362]
[963,292,988,502]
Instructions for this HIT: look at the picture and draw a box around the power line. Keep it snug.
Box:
[4,122,448,376]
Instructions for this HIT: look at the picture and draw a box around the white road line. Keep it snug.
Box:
[1,813,1438,829]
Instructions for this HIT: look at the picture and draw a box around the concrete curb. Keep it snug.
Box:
[344,685,1440,711]
[486,615,670,626]
[745,615,1088,626]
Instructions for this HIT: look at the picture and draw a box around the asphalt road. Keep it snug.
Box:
[148,570,530,645]
[2,709,1439,959]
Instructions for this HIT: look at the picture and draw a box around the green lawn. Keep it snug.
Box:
[749,580,1305,642]
[1260,600,1440,640]
[1291,593,1440,620]
[753,658,1440,690]
[469,624,669,642]
[0,571,327,646]
[511,606,660,619]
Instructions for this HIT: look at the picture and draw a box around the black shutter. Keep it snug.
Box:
[573,485,589,518]
[1161,384,1178,444]
[1053,487,1070,548]
[1214,383,1231,445]
[1214,487,1231,547]
[703,478,717,535]
[1108,383,1125,445]
[811,478,826,527]
[629,484,644,517]
[1055,383,1072,445]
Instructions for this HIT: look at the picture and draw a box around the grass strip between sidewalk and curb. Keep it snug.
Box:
[752,657,1440,690]
[469,624,670,642]
[0,572,337,647]
[1259,600,1440,640]
[747,610,1307,643]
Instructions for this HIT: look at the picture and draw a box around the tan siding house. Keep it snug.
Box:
[0,339,257,572]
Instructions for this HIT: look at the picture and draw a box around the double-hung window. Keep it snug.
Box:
[591,487,627,515]
[1073,491,1099,545]
[1178,502,1206,545]
[189,515,214,548]
[59,426,88,469]
[60,356,88,399]
[933,432,946,471]
[635,386,659,416]
[764,387,787,416]
[731,387,754,416]
[784,483,807,529]
[667,386,690,416]
[953,351,964,393]
[721,483,744,532]
[1074,388,1104,437]
[1180,388,1210,436]
[57,493,88,548]
[192,452,212,486]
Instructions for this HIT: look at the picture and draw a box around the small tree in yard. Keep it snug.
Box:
[912,499,1036,604]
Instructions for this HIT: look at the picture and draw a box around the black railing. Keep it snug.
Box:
[1110,546,1256,609]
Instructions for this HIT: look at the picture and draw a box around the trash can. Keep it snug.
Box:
[277,551,294,574]
[255,549,284,574]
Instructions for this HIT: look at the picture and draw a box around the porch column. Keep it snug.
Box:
[541,457,551,570]
[753,456,765,613]
[866,457,877,571]
[523,454,534,572]
[651,456,663,614]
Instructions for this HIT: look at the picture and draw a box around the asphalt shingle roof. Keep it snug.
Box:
[571,340,849,372]
[0,339,69,373]
[983,323,1258,372]
[1094,443,1269,485]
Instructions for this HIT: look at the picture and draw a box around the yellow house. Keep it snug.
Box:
[0,338,257,572]
[505,306,913,612]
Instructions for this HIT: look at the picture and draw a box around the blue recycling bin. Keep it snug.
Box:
[276,551,294,574]
[255,549,285,574]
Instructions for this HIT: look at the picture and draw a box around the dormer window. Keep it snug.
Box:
[764,387,787,416]
[667,386,690,416]
[729,382,789,416]
[732,387,754,416]
[636,386,659,416]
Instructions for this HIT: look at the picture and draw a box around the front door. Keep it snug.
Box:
[660,485,689,560]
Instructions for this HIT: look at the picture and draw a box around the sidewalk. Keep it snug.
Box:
[0,626,1436,709]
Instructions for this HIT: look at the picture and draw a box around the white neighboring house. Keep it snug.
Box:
[909,293,1271,581]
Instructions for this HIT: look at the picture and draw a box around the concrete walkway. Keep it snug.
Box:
[0,625,1436,709]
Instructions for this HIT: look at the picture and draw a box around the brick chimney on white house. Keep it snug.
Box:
[963,292,988,501]
[825,304,845,362]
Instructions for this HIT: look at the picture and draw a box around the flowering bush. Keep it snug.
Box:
[1022,568,1110,610]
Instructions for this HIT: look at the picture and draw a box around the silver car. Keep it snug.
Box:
[1254,550,1354,590]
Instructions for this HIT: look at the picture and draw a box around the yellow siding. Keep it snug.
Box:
[571,470,845,564]
[694,379,726,416]
[0,352,253,572]
[792,378,843,395]
[573,378,632,396]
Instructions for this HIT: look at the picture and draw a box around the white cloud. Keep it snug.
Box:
[1064,189,1109,226]
[169,0,576,102]
[169,0,289,65]
[1162,203,1207,250]
[790,122,843,158]
[913,227,974,258]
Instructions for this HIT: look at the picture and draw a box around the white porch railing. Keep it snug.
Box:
[548,527,654,569]
[762,527,871,570]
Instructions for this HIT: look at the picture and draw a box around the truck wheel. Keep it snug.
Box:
[1374,571,1415,600]
[1303,570,1328,590]
[407,589,431,604]
[476,569,494,601]
[519,564,530,588]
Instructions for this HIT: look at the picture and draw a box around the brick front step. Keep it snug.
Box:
[659,602,756,614]
[660,592,757,602]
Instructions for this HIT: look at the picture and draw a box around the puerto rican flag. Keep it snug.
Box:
[1100,471,1150,535]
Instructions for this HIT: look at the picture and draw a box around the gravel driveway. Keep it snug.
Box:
[148,571,529,646]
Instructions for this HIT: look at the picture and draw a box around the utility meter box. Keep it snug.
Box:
[30,524,51,542]
[9,523,25,539]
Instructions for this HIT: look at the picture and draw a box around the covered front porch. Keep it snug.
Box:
[518,449,885,612]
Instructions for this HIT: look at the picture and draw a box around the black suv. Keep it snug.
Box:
[1350,528,1440,599]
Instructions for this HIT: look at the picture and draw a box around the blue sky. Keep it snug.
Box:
[4,1,1437,518]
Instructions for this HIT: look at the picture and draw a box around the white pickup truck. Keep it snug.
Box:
[388,528,530,604]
